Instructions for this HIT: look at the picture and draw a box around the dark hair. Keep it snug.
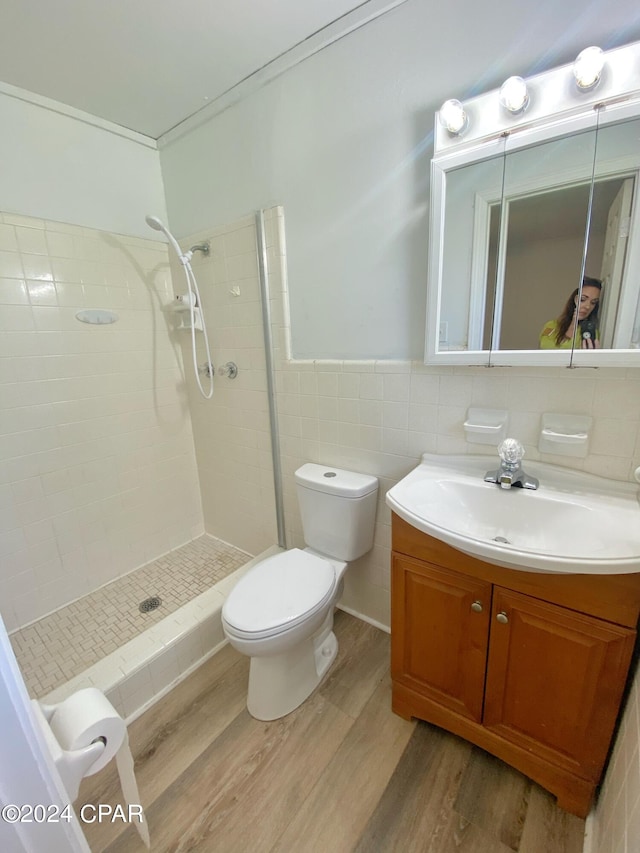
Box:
[555,276,602,346]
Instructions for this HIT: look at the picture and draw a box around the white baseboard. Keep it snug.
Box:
[337,603,390,634]
[582,810,596,853]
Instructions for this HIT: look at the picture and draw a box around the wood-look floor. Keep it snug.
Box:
[79,612,585,853]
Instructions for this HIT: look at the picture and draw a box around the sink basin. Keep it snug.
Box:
[386,454,640,574]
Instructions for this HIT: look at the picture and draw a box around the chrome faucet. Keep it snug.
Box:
[484,438,539,490]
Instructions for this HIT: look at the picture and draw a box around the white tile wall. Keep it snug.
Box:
[0,212,203,632]
[170,215,278,556]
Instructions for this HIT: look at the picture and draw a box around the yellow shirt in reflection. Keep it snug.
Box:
[539,320,597,349]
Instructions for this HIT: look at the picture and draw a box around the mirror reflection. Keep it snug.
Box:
[433,114,640,360]
[487,177,631,350]
[584,116,640,351]
[438,139,507,353]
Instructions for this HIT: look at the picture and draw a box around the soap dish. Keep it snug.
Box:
[538,413,592,458]
[463,408,508,446]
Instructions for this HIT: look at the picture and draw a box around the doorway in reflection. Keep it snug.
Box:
[483,176,633,350]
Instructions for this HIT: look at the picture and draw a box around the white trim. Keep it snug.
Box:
[467,193,492,350]
[0,80,158,149]
[158,0,410,147]
[613,175,640,348]
[0,617,90,852]
[582,811,595,853]
[490,196,510,351]
[336,603,390,634]
[426,347,640,367]
[425,157,446,363]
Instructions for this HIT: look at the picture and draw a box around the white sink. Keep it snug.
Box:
[386,454,640,575]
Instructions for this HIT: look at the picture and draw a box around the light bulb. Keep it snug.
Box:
[573,46,604,90]
[499,76,529,114]
[438,99,468,135]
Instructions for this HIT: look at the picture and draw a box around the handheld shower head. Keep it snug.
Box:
[145,216,213,399]
[145,214,186,263]
[145,215,165,231]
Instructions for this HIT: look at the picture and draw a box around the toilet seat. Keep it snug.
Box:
[222,549,337,640]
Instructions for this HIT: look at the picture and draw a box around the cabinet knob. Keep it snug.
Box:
[496,611,509,624]
[471,600,483,613]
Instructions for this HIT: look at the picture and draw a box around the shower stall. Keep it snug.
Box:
[2,206,288,721]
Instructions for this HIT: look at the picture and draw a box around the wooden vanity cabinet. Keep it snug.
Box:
[390,513,640,818]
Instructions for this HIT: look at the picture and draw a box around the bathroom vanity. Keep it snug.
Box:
[390,512,640,818]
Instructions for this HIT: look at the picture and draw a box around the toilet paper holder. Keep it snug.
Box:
[32,699,107,803]
[32,687,150,848]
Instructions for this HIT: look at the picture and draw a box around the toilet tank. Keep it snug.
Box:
[294,464,379,561]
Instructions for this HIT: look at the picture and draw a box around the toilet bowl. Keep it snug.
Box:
[222,463,378,721]
[222,548,346,720]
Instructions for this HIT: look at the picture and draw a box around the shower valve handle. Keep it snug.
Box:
[217,362,238,379]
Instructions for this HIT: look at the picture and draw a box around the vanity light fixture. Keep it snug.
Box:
[438,98,468,135]
[573,45,605,90]
[499,75,529,114]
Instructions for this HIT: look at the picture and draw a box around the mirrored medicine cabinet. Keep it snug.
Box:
[425,41,640,367]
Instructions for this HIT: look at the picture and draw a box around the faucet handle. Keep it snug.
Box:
[498,438,524,465]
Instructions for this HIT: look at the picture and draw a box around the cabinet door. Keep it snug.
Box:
[484,587,635,779]
[391,554,491,722]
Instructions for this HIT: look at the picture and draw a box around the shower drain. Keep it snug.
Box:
[493,536,511,544]
[139,596,163,614]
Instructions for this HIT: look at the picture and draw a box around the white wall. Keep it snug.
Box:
[500,236,585,350]
[159,0,640,359]
[0,87,167,238]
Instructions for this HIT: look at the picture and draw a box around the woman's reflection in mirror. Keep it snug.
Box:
[539,277,602,349]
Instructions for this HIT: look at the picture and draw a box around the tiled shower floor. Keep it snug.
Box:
[10,535,249,698]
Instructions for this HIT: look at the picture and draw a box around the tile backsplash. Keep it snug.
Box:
[0,212,203,631]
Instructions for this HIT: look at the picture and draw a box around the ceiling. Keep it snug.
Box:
[2,0,640,142]
[0,0,379,139]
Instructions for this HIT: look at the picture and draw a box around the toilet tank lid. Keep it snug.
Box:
[295,463,378,498]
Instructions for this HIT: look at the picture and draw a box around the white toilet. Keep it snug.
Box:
[222,463,379,721]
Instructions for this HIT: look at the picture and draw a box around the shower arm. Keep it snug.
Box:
[189,242,210,256]
[181,242,210,264]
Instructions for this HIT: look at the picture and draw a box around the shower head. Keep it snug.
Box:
[145,214,186,263]
[145,215,165,231]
